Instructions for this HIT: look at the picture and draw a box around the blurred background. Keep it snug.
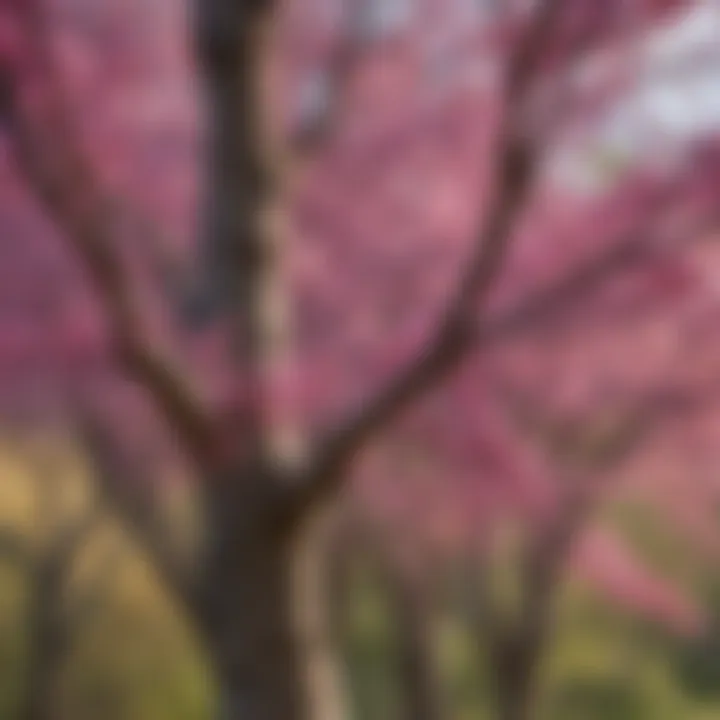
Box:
[1,1,720,719]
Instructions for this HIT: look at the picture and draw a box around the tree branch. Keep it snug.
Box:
[481,236,655,343]
[464,385,698,701]
[73,405,198,616]
[294,174,716,520]
[295,225,656,517]
[190,0,290,475]
[481,204,719,346]
[291,0,568,511]
[0,1,214,469]
[500,380,715,631]
[193,0,276,333]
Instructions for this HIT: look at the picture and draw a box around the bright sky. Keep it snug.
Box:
[555,1,720,193]
[620,0,720,142]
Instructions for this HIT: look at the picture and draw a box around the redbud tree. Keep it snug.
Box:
[0,1,718,719]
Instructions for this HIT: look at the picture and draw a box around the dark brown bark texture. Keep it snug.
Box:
[189,465,304,720]
[199,533,307,720]
[492,637,543,720]
[191,471,349,720]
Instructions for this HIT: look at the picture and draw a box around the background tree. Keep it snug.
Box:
[463,381,714,720]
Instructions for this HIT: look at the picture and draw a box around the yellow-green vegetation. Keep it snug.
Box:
[342,560,403,720]
[0,439,214,720]
[1,441,720,719]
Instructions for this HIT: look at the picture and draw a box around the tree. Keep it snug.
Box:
[0,1,717,718]
[462,382,712,720]
[326,510,447,720]
[349,368,719,720]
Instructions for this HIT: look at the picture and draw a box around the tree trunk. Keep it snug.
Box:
[392,577,445,720]
[495,672,535,720]
[492,640,542,720]
[195,486,348,720]
[197,523,306,720]
[374,556,445,720]
[21,563,68,720]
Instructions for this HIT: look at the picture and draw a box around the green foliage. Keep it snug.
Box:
[1,451,720,720]
[341,561,403,720]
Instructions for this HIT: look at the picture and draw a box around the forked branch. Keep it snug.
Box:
[0,1,214,469]
[72,404,198,616]
[295,0,568,512]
